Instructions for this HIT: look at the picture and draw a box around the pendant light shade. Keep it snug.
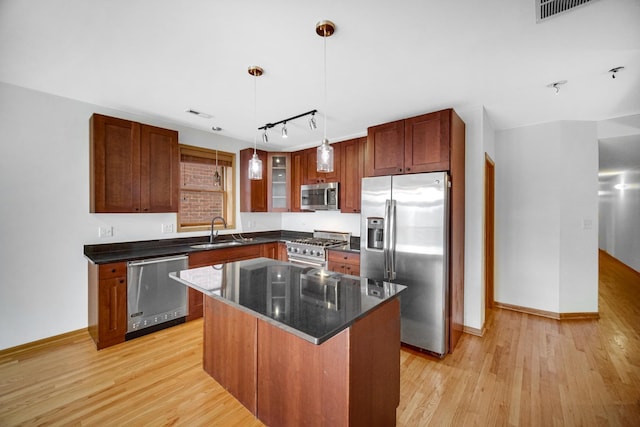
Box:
[317,138,334,172]
[316,20,336,172]
[248,65,264,180]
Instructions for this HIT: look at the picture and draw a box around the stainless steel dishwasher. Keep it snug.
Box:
[126,255,189,340]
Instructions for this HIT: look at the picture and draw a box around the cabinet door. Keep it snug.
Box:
[339,137,364,213]
[91,114,141,213]
[277,242,288,261]
[305,146,341,184]
[290,151,304,212]
[98,275,127,348]
[267,153,290,212]
[140,124,179,212]
[404,110,449,173]
[365,119,405,177]
[261,242,278,260]
[240,148,268,212]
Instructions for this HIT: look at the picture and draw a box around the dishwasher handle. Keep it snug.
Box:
[127,254,188,267]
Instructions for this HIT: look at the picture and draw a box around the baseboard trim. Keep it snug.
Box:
[0,328,89,356]
[463,325,485,337]
[494,302,599,321]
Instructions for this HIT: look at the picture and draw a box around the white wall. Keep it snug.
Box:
[495,121,598,314]
[456,106,491,332]
[0,82,253,350]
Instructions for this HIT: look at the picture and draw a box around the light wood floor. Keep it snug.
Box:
[1,251,639,426]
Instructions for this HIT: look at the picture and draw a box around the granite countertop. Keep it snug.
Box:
[170,257,405,345]
[84,231,361,264]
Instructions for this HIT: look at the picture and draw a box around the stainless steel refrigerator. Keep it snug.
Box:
[360,172,449,356]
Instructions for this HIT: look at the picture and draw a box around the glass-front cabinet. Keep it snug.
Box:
[267,153,291,212]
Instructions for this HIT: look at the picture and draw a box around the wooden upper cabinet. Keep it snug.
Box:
[304,145,341,184]
[290,150,304,212]
[339,137,365,213]
[140,124,179,212]
[404,110,450,174]
[365,109,452,177]
[240,148,268,212]
[365,119,405,177]
[267,153,291,212]
[90,113,178,213]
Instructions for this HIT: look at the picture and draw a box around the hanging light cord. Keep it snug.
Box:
[323,31,328,142]
[253,72,258,155]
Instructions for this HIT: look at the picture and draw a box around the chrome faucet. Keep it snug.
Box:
[210,216,227,243]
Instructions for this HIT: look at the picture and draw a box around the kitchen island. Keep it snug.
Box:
[170,257,406,427]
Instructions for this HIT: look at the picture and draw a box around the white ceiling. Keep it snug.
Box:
[1,0,639,152]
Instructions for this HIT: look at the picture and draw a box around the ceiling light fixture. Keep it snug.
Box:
[316,19,336,172]
[609,66,624,79]
[262,129,269,144]
[547,80,567,95]
[248,65,263,180]
[309,112,317,130]
[185,109,213,119]
[258,109,318,137]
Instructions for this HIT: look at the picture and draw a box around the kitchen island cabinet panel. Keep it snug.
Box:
[203,296,257,414]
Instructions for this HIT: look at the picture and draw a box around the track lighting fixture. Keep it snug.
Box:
[281,122,288,138]
[547,80,567,95]
[609,66,624,79]
[248,65,263,180]
[309,112,317,130]
[262,129,269,144]
[257,109,318,139]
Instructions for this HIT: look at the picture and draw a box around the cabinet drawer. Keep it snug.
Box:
[327,250,360,265]
[98,262,127,279]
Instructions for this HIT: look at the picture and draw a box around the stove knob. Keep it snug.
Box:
[302,249,308,255]
[294,248,299,253]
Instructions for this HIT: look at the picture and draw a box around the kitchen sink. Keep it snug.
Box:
[190,241,243,250]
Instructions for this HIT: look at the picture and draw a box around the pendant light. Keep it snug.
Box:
[248,65,264,180]
[213,149,221,186]
[316,20,335,172]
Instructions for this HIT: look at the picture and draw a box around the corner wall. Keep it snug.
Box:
[495,121,598,314]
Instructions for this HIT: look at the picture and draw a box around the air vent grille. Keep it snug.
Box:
[536,0,599,22]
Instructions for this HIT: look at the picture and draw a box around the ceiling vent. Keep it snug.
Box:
[536,0,600,22]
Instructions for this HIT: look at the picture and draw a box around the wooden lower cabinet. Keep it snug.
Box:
[203,296,401,427]
[88,262,127,350]
[260,242,278,260]
[277,242,288,261]
[327,250,360,276]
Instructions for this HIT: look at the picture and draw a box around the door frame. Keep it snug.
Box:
[484,154,495,311]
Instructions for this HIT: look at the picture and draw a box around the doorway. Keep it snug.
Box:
[484,154,495,310]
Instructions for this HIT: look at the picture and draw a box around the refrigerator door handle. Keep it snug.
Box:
[389,199,397,280]
[383,199,392,279]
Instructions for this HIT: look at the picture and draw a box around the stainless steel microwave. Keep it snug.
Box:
[301,182,339,211]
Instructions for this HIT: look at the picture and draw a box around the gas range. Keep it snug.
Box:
[286,230,351,267]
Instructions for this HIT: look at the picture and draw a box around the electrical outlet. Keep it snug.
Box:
[161,224,174,233]
[98,226,114,238]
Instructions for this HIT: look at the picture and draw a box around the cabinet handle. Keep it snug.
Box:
[406,167,411,172]
[119,279,124,284]
[111,268,116,273]
[343,256,348,260]
[398,168,403,172]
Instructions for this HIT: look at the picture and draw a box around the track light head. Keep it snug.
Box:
[309,113,317,130]
[281,122,288,138]
[609,66,624,79]
[262,130,269,144]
